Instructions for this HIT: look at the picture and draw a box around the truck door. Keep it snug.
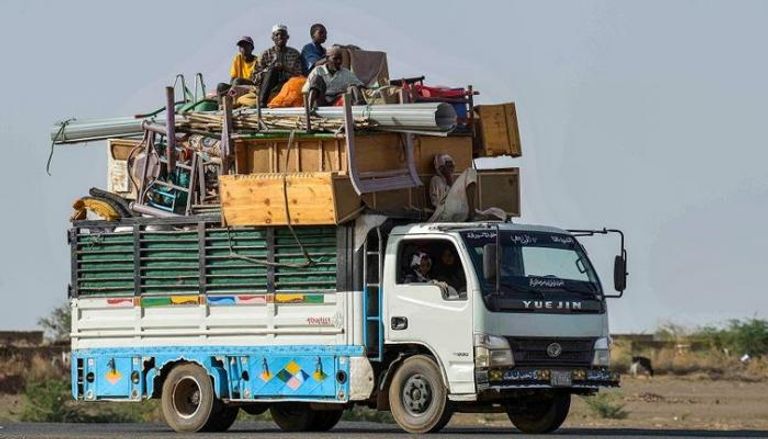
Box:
[384,237,475,394]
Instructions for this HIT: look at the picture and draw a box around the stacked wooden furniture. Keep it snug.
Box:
[107,103,523,227]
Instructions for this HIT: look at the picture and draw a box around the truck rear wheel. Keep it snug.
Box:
[507,392,570,434]
[270,403,316,432]
[388,355,452,434]
[308,408,344,431]
[161,363,216,432]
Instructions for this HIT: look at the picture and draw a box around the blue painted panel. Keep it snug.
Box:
[71,345,363,402]
[233,355,341,398]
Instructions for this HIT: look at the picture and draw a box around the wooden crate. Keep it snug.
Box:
[362,167,520,217]
[233,133,475,176]
[219,173,362,226]
[475,168,520,216]
[234,135,348,174]
[475,103,522,157]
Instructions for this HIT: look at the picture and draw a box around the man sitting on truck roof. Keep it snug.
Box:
[216,36,258,97]
[254,24,304,107]
[300,23,327,74]
[302,46,365,108]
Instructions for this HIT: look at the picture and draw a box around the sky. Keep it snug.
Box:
[1,0,767,333]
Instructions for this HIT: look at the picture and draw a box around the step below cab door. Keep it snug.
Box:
[384,236,475,394]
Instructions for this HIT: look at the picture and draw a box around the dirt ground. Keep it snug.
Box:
[451,375,768,430]
[2,375,767,430]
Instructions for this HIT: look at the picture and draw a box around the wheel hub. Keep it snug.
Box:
[172,376,202,419]
[402,374,432,415]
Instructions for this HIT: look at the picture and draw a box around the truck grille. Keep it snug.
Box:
[507,337,595,367]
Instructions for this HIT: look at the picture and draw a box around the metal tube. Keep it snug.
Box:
[51,103,457,144]
[129,202,179,218]
[165,86,176,172]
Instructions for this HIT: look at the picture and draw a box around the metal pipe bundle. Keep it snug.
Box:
[50,116,154,144]
[50,102,457,144]
[238,102,458,132]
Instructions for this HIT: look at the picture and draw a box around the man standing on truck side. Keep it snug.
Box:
[301,23,327,74]
[254,24,303,107]
[302,46,365,108]
[429,154,456,208]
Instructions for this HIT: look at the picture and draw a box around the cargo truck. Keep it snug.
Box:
[69,215,627,434]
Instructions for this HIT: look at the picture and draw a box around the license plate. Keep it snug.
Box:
[551,370,572,387]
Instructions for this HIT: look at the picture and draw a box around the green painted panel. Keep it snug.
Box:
[141,297,171,307]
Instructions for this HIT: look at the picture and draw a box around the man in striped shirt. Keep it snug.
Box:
[255,24,303,107]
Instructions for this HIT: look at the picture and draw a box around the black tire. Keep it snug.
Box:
[308,409,344,431]
[507,392,571,434]
[160,363,216,432]
[388,355,452,434]
[270,403,316,432]
[89,187,135,217]
[242,403,268,416]
[202,403,239,432]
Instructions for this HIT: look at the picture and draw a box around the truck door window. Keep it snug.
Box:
[396,239,467,300]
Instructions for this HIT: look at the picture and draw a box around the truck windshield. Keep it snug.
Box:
[460,230,602,298]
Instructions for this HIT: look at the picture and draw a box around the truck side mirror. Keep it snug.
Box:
[483,243,497,281]
[613,255,627,292]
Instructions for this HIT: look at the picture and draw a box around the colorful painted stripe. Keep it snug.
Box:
[141,295,200,308]
[106,298,133,307]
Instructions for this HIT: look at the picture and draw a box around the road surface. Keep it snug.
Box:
[1,422,766,438]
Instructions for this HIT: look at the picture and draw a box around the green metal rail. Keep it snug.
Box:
[71,222,338,297]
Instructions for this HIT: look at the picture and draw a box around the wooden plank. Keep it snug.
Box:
[476,103,522,157]
[414,136,473,174]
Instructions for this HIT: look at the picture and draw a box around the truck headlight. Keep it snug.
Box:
[592,337,611,367]
[474,333,514,368]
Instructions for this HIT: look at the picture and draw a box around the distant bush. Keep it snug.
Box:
[38,303,71,344]
[581,392,628,419]
[694,318,768,357]
[21,377,158,423]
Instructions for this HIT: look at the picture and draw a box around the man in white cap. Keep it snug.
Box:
[254,24,303,107]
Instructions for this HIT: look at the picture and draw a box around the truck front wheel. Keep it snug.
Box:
[507,392,571,434]
[388,355,452,434]
[160,363,216,432]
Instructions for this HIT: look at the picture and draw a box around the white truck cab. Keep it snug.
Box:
[377,221,625,433]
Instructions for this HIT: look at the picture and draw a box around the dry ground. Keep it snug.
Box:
[2,375,767,430]
[451,374,768,430]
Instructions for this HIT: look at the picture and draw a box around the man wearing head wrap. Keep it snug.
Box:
[254,24,304,107]
[403,252,433,283]
[429,153,456,208]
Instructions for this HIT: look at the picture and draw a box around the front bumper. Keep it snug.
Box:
[476,366,620,391]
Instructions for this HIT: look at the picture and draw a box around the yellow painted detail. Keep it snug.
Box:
[275,294,305,303]
[170,295,199,305]
[285,360,302,375]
